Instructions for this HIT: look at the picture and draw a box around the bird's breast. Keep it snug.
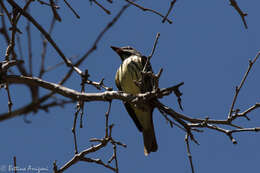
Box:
[118,56,143,94]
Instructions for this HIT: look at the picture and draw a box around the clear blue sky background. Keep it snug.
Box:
[0,0,260,173]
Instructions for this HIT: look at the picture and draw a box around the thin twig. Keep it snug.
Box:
[39,16,56,78]
[0,2,29,76]
[38,100,74,112]
[125,0,172,24]
[37,0,54,7]
[72,103,80,154]
[16,35,24,60]
[105,101,112,137]
[4,0,33,61]
[26,14,33,76]
[7,0,83,75]
[228,51,260,119]
[55,125,125,172]
[5,6,19,61]
[91,0,111,15]
[233,103,260,119]
[162,0,177,23]
[112,144,119,173]
[86,78,112,91]
[64,0,80,18]
[229,0,248,29]
[143,33,160,72]
[13,156,17,173]
[0,6,10,43]
[185,134,195,173]
[50,0,61,21]
[5,82,13,113]
[81,157,116,171]
[0,3,131,123]
[0,1,12,23]
[79,72,87,128]
[0,94,74,122]
[61,2,132,80]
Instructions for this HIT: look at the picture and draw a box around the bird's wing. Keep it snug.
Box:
[115,69,143,132]
[124,102,143,131]
[141,56,155,92]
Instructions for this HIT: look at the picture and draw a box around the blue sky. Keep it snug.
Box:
[0,0,260,173]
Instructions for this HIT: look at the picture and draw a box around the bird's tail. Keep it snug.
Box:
[143,122,158,156]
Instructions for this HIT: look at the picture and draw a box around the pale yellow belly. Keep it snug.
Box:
[118,56,142,95]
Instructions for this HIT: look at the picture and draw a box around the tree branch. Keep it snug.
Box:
[228,51,260,119]
[125,0,172,24]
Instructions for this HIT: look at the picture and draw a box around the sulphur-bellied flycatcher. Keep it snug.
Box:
[111,46,157,155]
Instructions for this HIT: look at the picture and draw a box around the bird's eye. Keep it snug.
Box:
[124,52,132,56]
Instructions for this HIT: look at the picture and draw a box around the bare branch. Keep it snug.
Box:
[105,101,112,138]
[5,82,13,113]
[26,15,33,76]
[229,0,248,29]
[55,122,125,173]
[16,35,24,60]
[228,51,260,119]
[72,103,80,154]
[125,0,172,24]
[233,103,260,120]
[185,134,195,173]
[49,0,62,21]
[91,0,111,15]
[0,94,74,122]
[39,17,56,78]
[162,0,177,23]
[7,0,82,76]
[0,1,12,23]
[13,156,17,173]
[63,0,80,18]
[81,157,116,171]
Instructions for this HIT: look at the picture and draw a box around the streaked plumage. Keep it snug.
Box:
[112,46,158,155]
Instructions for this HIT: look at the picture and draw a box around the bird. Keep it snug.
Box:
[111,45,158,156]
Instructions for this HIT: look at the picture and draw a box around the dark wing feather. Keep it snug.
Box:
[115,70,143,132]
[141,56,155,92]
[124,102,143,131]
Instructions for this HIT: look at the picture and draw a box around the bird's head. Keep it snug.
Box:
[111,46,141,61]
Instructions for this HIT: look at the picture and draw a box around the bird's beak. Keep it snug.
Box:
[111,46,123,55]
